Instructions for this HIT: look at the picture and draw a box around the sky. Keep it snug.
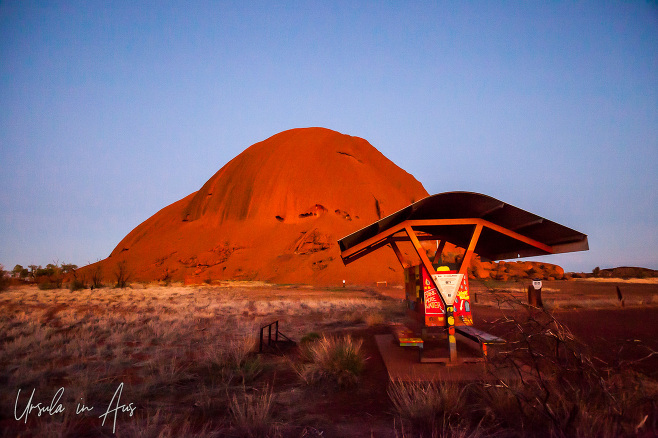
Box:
[1,1,656,273]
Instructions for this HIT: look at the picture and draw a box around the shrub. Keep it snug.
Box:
[38,281,59,290]
[298,334,366,387]
[237,355,264,384]
[69,279,87,291]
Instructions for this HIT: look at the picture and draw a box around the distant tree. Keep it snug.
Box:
[0,265,10,291]
[12,265,28,278]
[592,266,600,277]
[28,265,39,279]
[61,263,78,274]
[45,263,60,276]
[33,262,64,288]
[114,261,131,288]
[91,265,104,289]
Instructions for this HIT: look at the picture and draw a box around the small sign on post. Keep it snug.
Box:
[528,278,543,308]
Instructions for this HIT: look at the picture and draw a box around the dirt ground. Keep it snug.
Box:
[472,278,658,379]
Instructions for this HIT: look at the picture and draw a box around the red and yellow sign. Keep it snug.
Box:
[421,267,445,326]
[421,265,473,327]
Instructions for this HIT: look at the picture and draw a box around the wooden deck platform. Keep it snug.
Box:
[375,334,514,382]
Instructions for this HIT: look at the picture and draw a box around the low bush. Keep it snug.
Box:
[69,279,86,291]
[38,281,59,290]
[205,330,262,385]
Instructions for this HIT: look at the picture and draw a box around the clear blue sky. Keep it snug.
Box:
[1,1,656,273]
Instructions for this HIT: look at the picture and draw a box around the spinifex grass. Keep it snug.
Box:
[296,334,366,387]
[388,380,468,434]
[0,284,389,436]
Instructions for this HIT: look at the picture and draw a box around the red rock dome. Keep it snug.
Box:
[81,127,429,285]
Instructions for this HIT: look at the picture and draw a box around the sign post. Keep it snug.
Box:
[528,278,543,307]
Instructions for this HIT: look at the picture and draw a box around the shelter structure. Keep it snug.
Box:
[338,192,588,362]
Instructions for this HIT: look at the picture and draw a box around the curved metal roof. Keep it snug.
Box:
[338,191,588,263]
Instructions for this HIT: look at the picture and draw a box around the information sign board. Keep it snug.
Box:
[420,265,473,327]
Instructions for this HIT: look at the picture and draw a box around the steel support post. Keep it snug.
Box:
[403,225,457,362]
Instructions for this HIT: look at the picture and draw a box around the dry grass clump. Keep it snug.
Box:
[473,376,657,437]
[479,296,658,437]
[388,380,468,434]
[203,324,264,385]
[296,334,366,388]
[228,385,276,438]
[364,311,386,326]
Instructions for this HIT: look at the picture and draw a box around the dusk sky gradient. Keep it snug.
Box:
[1,1,657,273]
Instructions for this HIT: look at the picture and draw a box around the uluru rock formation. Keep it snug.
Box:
[82,128,430,285]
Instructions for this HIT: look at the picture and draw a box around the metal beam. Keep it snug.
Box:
[341,238,392,264]
[458,224,483,276]
[340,224,407,262]
[341,217,554,265]
[403,225,438,288]
[433,240,447,265]
[479,202,505,217]
[509,218,544,232]
[404,225,457,361]
[407,219,553,254]
[389,240,410,268]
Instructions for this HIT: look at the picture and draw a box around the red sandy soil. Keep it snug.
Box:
[78,128,429,286]
[473,303,658,378]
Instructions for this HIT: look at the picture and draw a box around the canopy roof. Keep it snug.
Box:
[338,191,588,265]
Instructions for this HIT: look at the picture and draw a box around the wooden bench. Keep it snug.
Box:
[391,323,424,360]
[455,326,505,357]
